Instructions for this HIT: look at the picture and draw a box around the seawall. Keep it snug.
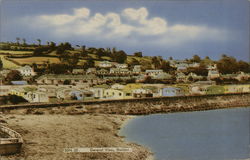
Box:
[83,93,250,115]
[1,93,250,115]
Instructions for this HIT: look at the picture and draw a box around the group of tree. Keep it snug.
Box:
[216,55,250,74]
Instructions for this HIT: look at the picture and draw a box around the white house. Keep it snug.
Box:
[98,61,112,68]
[208,70,220,79]
[133,65,141,74]
[25,91,49,103]
[18,65,36,76]
[115,63,128,69]
[145,70,164,77]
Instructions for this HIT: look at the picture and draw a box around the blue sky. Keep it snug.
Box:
[0,0,249,61]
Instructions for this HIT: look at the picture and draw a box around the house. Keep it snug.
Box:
[176,72,186,82]
[103,89,124,99]
[17,65,36,76]
[99,61,112,68]
[86,68,96,74]
[110,68,131,75]
[153,73,172,80]
[90,84,109,99]
[25,91,49,103]
[97,69,109,75]
[72,69,85,74]
[70,90,94,100]
[132,88,153,98]
[115,63,128,69]
[207,70,220,80]
[36,74,104,85]
[161,87,184,97]
[236,72,250,81]
[0,76,3,85]
[145,70,164,77]
[224,84,250,94]
[38,86,57,97]
[186,72,203,81]
[132,65,141,74]
[190,85,208,95]
[189,63,200,68]
[10,87,48,102]
[111,83,125,90]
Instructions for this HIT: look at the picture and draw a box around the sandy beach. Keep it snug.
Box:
[0,108,153,160]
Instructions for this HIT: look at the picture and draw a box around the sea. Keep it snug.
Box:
[119,107,250,160]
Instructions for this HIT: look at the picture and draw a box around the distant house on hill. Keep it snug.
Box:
[145,69,164,77]
[160,87,184,97]
[207,70,220,80]
[99,61,112,68]
[72,69,85,74]
[36,74,104,85]
[115,63,128,69]
[18,65,36,76]
[132,65,141,74]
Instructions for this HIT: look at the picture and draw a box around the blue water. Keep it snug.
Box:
[120,108,250,160]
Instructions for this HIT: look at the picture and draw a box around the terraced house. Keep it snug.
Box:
[36,74,105,85]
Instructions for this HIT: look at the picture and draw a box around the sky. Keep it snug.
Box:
[0,0,249,61]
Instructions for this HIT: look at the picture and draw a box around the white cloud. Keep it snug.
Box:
[21,7,228,46]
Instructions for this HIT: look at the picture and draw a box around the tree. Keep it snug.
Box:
[83,59,95,69]
[130,58,140,66]
[152,56,161,69]
[134,52,143,57]
[16,37,20,45]
[169,56,173,60]
[22,38,26,45]
[238,60,250,73]
[111,50,127,63]
[0,58,3,70]
[6,70,22,82]
[37,39,41,46]
[190,55,201,63]
[217,55,238,74]
[160,61,172,72]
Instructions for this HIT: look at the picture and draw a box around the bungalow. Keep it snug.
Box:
[207,70,220,80]
[36,74,104,85]
[99,61,112,68]
[72,69,85,74]
[132,65,142,74]
[17,65,36,76]
[70,90,94,100]
[103,89,124,99]
[161,87,184,97]
[153,72,172,80]
[110,68,131,75]
[25,91,49,103]
[145,70,164,77]
[97,69,109,75]
[86,68,96,74]
[115,63,128,69]
[111,83,125,90]
[176,72,186,82]
[38,86,57,97]
[132,88,153,98]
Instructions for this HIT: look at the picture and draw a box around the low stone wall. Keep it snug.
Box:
[0,93,250,115]
[83,93,250,115]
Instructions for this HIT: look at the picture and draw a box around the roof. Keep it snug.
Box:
[37,74,97,80]
[11,81,28,85]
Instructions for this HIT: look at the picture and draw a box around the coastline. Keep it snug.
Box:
[1,112,153,160]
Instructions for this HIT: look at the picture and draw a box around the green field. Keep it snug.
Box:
[0,50,33,55]
[0,55,20,69]
[9,57,61,65]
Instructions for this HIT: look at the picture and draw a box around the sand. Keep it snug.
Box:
[0,112,153,160]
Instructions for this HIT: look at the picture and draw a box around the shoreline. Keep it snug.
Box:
[1,113,153,160]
